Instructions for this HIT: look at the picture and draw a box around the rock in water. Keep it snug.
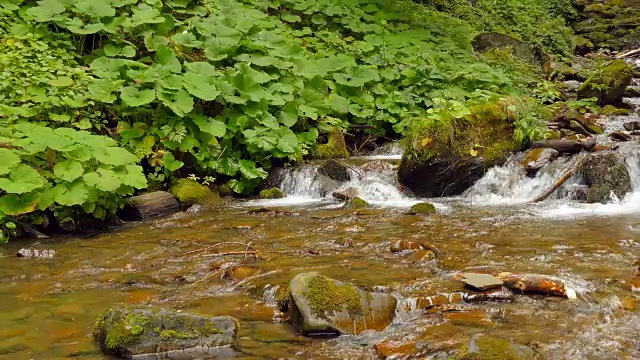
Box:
[93,305,238,358]
[460,273,504,291]
[170,179,221,208]
[577,60,633,106]
[520,148,559,173]
[332,187,358,201]
[16,249,55,259]
[624,121,640,131]
[609,131,632,142]
[409,202,436,215]
[258,187,286,199]
[456,334,535,360]
[318,159,350,182]
[288,273,397,337]
[580,152,632,203]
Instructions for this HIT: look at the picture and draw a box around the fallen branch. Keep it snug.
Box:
[616,48,640,59]
[199,250,259,258]
[531,138,596,154]
[493,272,577,299]
[530,154,587,203]
[177,242,256,257]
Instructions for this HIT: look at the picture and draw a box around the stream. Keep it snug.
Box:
[3,86,640,360]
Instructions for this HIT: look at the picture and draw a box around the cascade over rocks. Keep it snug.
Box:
[93,305,238,359]
[580,152,632,203]
[288,273,396,337]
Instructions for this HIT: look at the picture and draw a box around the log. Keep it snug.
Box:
[616,48,640,59]
[531,138,596,154]
[530,154,587,203]
[412,288,513,311]
[120,191,180,220]
[494,273,577,299]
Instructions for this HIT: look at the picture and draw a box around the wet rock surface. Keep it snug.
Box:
[318,159,351,182]
[460,273,504,291]
[93,305,238,358]
[456,334,535,360]
[288,273,397,337]
[580,152,633,203]
[520,148,560,173]
[16,249,55,259]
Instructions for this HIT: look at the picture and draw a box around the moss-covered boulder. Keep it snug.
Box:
[289,273,397,337]
[317,130,349,159]
[170,179,221,208]
[577,60,633,106]
[93,305,238,358]
[580,152,632,203]
[472,32,546,68]
[456,335,535,360]
[600,105,631,116]
[259,187,286,199]
[318,159,351,182]
[399,98,519,197]
[573,0,640,51]
[409,202,436,215]
[348,197,369,209]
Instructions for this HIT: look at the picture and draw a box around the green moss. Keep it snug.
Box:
[102,310,149,350]
[600,105,630,116]
[259,187,285,199]
[218,183,233,197]
[316,130,349,159]
[351,197,368,209]
[304,275,363,320]
[170,179,221,207]
[577,60,633,105]
[275,285,291,312]
[410,202,436,215]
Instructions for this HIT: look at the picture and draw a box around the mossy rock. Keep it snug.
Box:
[409,202,436,215]
[577,60,633,106]
[399,98,519,197]
[580,152,632,203]
[318,159,350,182]
[472,32,546,68]
[600,105,630,116]
[259,188,286,199]
[218,183,233,197]
[93,305,238,358]
[316,130,349,159]
[170,179,221,208]
[289,272,397,337]
[344,197,368,209]
[456,335,535,360]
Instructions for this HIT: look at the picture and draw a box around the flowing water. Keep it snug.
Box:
[3,87,640,360]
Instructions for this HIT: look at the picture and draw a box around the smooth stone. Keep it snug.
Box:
[460,273,504,291]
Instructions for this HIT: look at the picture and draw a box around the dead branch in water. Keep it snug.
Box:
[530,154,587,203]
[177,242,257,257]
[199,250,259,258]
[616,48,640,59]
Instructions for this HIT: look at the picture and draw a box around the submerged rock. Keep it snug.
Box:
[259,187,286,199]
[580,152,632,203]
[16,249,55,259]
[390,240,424,253]
[170,179,220,208]
[456,334,535,360]
[409,202,436,215]
[93,305,237,358]
[288,273,397,337]
[577,60,633,106]
[609,131,632,142]
[344,197,369,209]
[624,121,640,131]
[460,273,504,292]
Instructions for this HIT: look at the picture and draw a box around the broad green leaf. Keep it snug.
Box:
[278,102,298,127]
[0,193,40,215]
[120,86,156,107]
[333,66,380,87]
[0,164,46,194]
[49,77,74,87]
[156,44,182,73]
[192,116,226,137]
[185,62,219,76]
[162,152,184,171]
[158,89,193,116]
[183,74,220,101]
[50,113,71,122]
[92,146,138,166]
[83,169,121,192]
[74,0,115,17]
[53,180,89,206]
[120,164,147,189]
[171,32,202,48]
[129,6,165,27]
[281,14,301,23]
[0,149,20,176]
[54,159,84,182]
[87,78,120,103]
[238,160,267,180]
[277,131,298,154]
[25,0,65,22]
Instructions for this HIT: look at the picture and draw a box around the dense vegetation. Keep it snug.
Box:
[0,0,583,241]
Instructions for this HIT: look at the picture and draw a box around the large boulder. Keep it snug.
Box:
[472,32,546,68]
[93,305,238,358]
[170,179,221,208]
[318,159,351,182]
[577,60,633,106]
[289,273,396,337]
[580,152,632,203]
[399,99,518,197]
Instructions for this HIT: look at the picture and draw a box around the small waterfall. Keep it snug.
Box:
[465,154,584,205]
[279,159,416,206]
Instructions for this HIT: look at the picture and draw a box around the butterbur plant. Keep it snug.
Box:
[0,122,147,228]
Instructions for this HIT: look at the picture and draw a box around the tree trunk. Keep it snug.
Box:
[493,273,576,299]
[120,191,180,220]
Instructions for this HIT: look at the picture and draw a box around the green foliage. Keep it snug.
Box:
[0,0,569,241]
